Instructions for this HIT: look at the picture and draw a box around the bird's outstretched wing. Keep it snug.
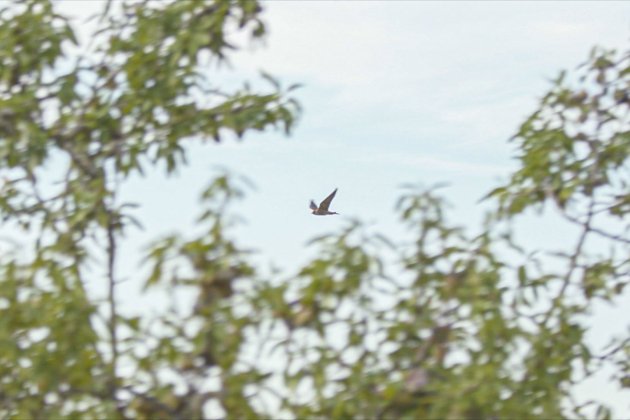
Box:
[309,200,318,211]
[319,188,337,211]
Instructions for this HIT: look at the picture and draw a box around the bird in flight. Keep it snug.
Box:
[310,188,339,216]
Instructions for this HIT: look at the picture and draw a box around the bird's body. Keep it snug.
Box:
[310,188,339,215]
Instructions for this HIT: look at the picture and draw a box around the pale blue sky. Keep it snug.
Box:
[40,1,630,416]
[107,1,630,256]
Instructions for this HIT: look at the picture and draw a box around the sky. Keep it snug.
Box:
[34,0,630,416]
[109,1,630,263]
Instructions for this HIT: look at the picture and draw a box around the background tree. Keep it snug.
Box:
[0,0,628,419]
[0,0,298,417]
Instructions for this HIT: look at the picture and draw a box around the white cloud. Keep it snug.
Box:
[229,2,630,160]
[534,20,594,38]
[351,150,513,176]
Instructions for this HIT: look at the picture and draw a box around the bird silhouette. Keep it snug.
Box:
[310,188,339,216]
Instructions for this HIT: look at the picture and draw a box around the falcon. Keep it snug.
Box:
[310,188,339,216]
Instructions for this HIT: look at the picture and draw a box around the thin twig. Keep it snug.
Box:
[105,173,120,412]
[562,211,630,245]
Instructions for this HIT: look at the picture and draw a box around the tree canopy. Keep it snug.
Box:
[0,1,628,418]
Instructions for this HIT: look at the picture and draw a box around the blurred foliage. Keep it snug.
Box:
[0,0,628,418]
